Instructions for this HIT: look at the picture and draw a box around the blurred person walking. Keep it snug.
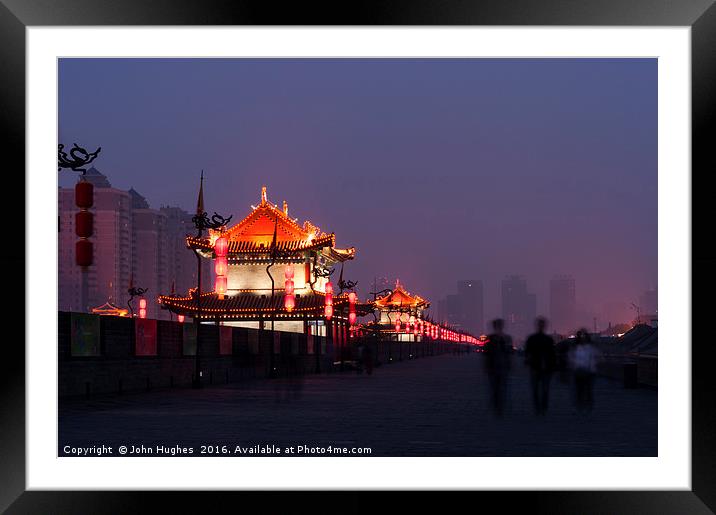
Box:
[569,329,600,413]
[524,317,556,415]
[484,318,513,416]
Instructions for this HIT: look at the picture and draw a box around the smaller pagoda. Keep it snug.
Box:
[91,300,129,317]
[370,280,431,342]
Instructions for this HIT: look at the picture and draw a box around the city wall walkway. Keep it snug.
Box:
[59,353,657,457]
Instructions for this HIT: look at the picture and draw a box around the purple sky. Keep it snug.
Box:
[59,58,657,325]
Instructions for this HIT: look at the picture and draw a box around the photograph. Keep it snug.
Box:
[56,57,659,458]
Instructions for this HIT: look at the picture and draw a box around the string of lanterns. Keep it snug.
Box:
[284,263,295,312]
[324,281,333,320]
[214,234,228,299]
[75,179,93,267]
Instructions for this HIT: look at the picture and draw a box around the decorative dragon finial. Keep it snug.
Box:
[58,143,102,174]
[192,212,233,232]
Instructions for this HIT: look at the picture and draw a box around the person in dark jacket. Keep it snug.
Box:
[484,318,513,416]
[524,317,557,415]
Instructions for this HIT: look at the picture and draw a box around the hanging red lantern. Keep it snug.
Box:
[284,264,295,295]
[284,294,295,312]
[215,275,227,296]
[139,298,147,310]
[214,255,228,276]
[324,281,333,320]
[285,279,294,295]
[75,239,93,267]
[75,180,94,209]
[214,235,229,300]
[395,315,401,333]
[75,211,93,238]
[214,235,228,257]
[348,292,357,326]
[177,315,185,323]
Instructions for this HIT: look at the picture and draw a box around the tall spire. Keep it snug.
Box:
[261,185,267,205]
[196,170,205,215]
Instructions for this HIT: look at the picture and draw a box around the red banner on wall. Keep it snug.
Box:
[135,318,157,356]
[219,325,233,355]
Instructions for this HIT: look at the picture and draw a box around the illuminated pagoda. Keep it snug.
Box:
[158,186,361,334]
[91,300,129,317]
[371,280,431,342]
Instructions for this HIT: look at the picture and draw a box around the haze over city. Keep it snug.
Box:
[59,58,657,328]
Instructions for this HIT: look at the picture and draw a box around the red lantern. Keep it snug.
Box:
[139,298,147,310]
[395,315,401,333]
[284,264,295,295]
[284,266,296,311]
[75,210,93,238]
[284,294,295,312]
[215,256,228,276]
[214,235,228,257]
[139,308,147,319]
[324,281,333,320]
[75,239,93,267]
[75,181,94,209]
[348,292,357,326]
[215,275,227,296]
[177,315,185,323]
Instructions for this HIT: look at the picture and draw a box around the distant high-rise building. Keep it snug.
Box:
[446,294,461,327]
[501,275,537,343]
[436,297,448,325]
[549,275,576,335]
[161,206,208,300]
[130,188,169,320]
[445,280,485,335]
[639,288,658,321]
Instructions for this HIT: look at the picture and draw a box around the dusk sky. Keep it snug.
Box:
[58,58,657,326]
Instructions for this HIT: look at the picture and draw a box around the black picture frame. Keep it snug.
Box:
[2,0,714,512]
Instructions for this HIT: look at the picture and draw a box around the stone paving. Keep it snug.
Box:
[58,353,657,456]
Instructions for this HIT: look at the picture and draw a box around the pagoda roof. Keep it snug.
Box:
[186,233,340,256]
[187,186,355,261]
[374,280,429,310]
[158,289,372,319]
[91,301,129,317]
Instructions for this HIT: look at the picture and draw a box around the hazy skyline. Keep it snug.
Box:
[59,58,657,326]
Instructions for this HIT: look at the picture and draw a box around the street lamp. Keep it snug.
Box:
[127,282,148,318]
[59,143,102,313]
[190,171,232,388]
